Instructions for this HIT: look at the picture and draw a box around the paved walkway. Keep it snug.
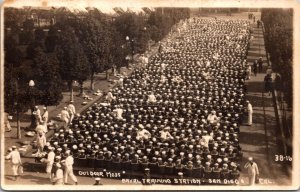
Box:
[239,13,291,186]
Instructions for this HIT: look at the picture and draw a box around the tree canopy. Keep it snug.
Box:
[261,8,293,107]
[4,7,191,114]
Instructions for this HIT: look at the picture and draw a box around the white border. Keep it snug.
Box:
[1,0,299,190]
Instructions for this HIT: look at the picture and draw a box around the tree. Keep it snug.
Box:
[73,52,90,95]
[4,8,26,31]
[72,17,110,90]
[34,28,46,41]
[4,46,31,138]
[114,12,140,40]
[135,27,150,53]
[19,30,33,44]
[147,8,190,42]
[45,25,60,53]
[23,19,35,30]
[18,19,35,45]
[5,46,23,68]
[31,47,63,106]
[4,17,36,137]
[56,26,90,100]
[26,40,45,59]
[26,28,46,58]
[261,8,293,107]
[109,28,127,73]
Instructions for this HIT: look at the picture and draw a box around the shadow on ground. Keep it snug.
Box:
[239,131,267,147]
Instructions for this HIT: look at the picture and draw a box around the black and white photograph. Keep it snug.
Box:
[0,0,299,190]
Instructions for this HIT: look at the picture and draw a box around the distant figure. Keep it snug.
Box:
[158,42,163,54]
[93,178,102,185]
[257,20,260,28]
[140,54,148,68]
[274,73,282,91]
[253,60,258,76]
[118,78,124,88]
[125,55,131,68]
[160,63,166,72]
[230,163,240,180]
[143,168,151,185]
[112,64,117,76]
[136,124,151,141]
[36,132,47,153]
[147,92,157,103]
[246,65,251,80]
[250,35,254,42]
[207,111,219,125]
[160,127,174,141]
[113,106,124,120]
[244,157,259,185]
[258,57,263,73]
[160,75,167,84]
[266,67,272,75]
[67,101,76,125]
[34,106,42,126]
[42,107,48,133]
[52,163,64,185]
[106,91,116,103]
[5,113,12,132]
[248,13,251,19]
[35,124,45,134]
[62,150,78,185]
[61,107,70,129]
[201,132,213,148]
[42,147,55,179]
[246,100,253,126]
[264,74,273,96]
[5,146,22,181]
